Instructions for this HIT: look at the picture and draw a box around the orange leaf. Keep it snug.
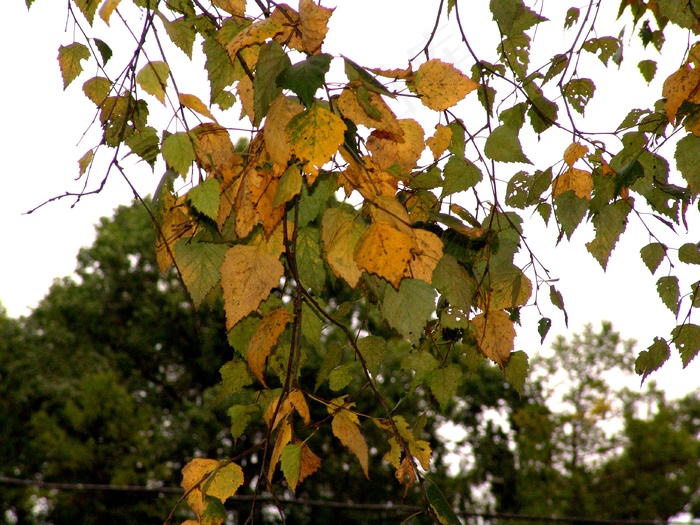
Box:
[354,221,414,289]
[247,308,291,386]
[328,396,369,478]
[409,59,479,111]
[471,310,515,369]
[366,119,425,176]
[298,443,322,484]
[339,153,399,200]
[220,245,284,330]
[299,0,334,54]
[552,168,593,200]
[268,418,293,482]
[426,124,453,160]
[662,65,700,124]
[563,141,588,167]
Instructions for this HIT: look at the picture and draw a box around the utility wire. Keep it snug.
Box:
[1,476,698,525]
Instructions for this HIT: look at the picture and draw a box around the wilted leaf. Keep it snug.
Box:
[663,65,700,123]
[328,397,369,478]
[563,78,595,115]
[299,0,334,54]
[409,59,479,111]
[366,119,425,176]
[247,308,291,386]
[472,310,515,368]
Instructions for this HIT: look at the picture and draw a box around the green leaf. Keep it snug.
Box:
[162,16,196,58]
[500,103,527,130]
[657,275,680,315]
[543,54,568,84]
[228,404,257,439]
[553,191,588,239]
[280,443,302,491]
[357,336,387,376]
[675,134,700,196]
[410,167,443,190]
[447,120,466,158]
[74,0,100,24]
[254,41,291,127]
[635,337,670,383]
[316,342,343,391]
[489,0,547,36]
[301,301,323,350]
[93,38,112,65]
[201,496,227,522]
[433,254,475,311]
[550,286,568,326]
[528,94,559,133]
[586,198,632,269]
[273,164,303,208]
[484,125,531,164]
[426,482,463,525]
[83,76,111,105]
[638,59,657,83]
[563,78,595,115]
[343,57,393,96]
[203,37,236,106]
[528,167,553,204]
[537,317,551,343]
[298,173,337,227]
[582,37,620,66]
[504,350,529,394]
[187,178,220,221]
[219,359,254,397]
[227,316,259,356]
[505,171,531,208]
[500,33,531,79]
[640,243,666,274]
[671,323,700,367]
[402,350,439,392]
[58,43,91,89]
[296,227,326,293]
[78,149,94,178]
[679,243,700,264]
[278,54,333,107]
[329,365,353,391]
[441,157,483,197]
[125,126,160,166]
[136,61,170,105]
[162,132,196,177]
[382,279,436,344]
[173,239,228,308]
[564,7,579,29]
[428,364,462,410]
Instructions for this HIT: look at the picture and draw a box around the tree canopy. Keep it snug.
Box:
[18,0,700,522]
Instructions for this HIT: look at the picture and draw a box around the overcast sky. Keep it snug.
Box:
[2,0,699,398]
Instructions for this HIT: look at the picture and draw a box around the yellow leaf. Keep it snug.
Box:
[322,208,365,288]
[391,416,431,470]
[328,396,369,478]
[180,93,218,123]
[368,195,413,235]
[99,0,121,25]
[426,124,453,160]
[337,88,403,137]
[563,141,588,167]
[339,152,399,200]
[288,390,311,424]
[181,458,218,515]
[247,308,291,386]
[354,221,413,289]
[263,389,311,430]
[552,168,593,200]
[220,244,285,330]
[194,123,243,183]
[136,61,169,105]
[383,436,401,468]
[299,0,334,54]
[410,59,479,111]
[471,310,515,369]
[366,119,425,176]
[237,76,255,125]
[78,149,94,178]
[369,65,414,79]
[268,418,293,482]
[270,5,303,51]
[406,229,443,284]
[298,443,322,485]
[662,65,700,124]
[156,196,195,274]
[82,76,111,106]
[211,0,246,16]
[226,16,283,62]
[206,463,244,503]
[286,105,346,177]
[264,95,304,167]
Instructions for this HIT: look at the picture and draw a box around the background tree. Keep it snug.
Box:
[20,0,700,522]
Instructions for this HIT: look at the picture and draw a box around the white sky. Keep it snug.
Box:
[2,0,699,398]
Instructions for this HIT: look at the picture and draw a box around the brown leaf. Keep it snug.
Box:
[366,119,425,176]
[471,310,515,369]
[298,443,322,484]
[247,308,291,386]
[299,0,334,54]
[552,168,593,200]
[220,244,284,330]
[354,221,413,289]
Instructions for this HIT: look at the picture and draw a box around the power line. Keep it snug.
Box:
[1,476,698,525]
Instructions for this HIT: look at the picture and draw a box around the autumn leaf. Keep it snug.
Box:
[662,64,700,123]
[268,418,293,482]
[354,221,414,289]
[163,131,196,178]
[136,61,169,105]
[299,0,334,54]
[471,310,515,369]
[194,123,243,183]
[328,396,369,478]
[180,93,218,123]
[406,228,443,283]
[174,239,228,308]
[99,0,121,25]
[82,76,111,105]
[337,87,404,137]
[226,16,283,62]
[205,463,245,503]
[339,153,399,200]
[247,308,291,386]
[264,95,304,167]
[58,43,90,89]
[426,124,453,160]
[220,245,285,330]
[322,208,365,287]
[287,105,346,177]
[408,59,479,111]
[366,119,425,176]
[552,168,593,200]
[563,142,589,167]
